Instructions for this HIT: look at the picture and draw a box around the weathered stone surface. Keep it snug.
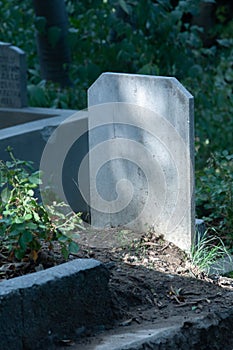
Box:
[69,310,233,350]
[0,289,23,350]
[0,259,113,350]
[88,73,195,251]
[0,42,27,108]
[0,108,89,214]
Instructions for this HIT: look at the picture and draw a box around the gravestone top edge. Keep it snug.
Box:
[88,72,193,100]
[0,41,11,47]
[0,42,26,55]
[9,45,26,56]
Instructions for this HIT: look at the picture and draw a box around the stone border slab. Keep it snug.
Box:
[0,259,113,350]
[0,106,77,129]
[72,310,233,349]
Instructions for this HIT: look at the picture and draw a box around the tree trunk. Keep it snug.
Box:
[192,2,216,46]
[33,0,72,87]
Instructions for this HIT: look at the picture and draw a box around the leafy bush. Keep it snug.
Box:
[196,151,233,246]
[0,149,80,261]
[0,0,36,68]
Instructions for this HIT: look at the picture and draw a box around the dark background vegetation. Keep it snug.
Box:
[1,0,232,248]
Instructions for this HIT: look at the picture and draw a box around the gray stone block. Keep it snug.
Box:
[74,311,233,350]
[88,73,195,251]
[0,108,89,214]
[0,42,27,108]
[0,289,23,350]
[0,259,113,350]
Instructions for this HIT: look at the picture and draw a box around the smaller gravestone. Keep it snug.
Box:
[0,42,27,108]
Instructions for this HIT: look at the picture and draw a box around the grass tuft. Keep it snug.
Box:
[191,228,232,275]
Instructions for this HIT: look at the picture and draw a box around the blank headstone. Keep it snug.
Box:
[88,73,195,251]
[0,42,27,108]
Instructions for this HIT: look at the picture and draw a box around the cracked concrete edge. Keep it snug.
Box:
[93,324,180,350]
[77,309,233,350]
[0,259,113,350]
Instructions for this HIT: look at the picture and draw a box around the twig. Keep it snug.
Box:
[160,243,170,252]
[174,298,211,307]
[141,242,159,247]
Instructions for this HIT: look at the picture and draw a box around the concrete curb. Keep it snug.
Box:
[76,309,233,350]
[0,259,113,350]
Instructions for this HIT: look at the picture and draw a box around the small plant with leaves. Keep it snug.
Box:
[0,148,80,262]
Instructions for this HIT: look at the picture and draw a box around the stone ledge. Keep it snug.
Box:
[76,309,233,350]
[0,259,113,350]
[0,107,78,129]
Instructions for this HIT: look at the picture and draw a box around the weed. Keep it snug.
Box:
[191,228,232,274]
[0,148,81,261]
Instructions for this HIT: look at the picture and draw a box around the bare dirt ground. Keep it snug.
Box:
[1,227,233,348]
[60,227,233,349]
[75,228,233,323]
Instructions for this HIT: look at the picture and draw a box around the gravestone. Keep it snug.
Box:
[87,73,195,251]
[0,42,27,108]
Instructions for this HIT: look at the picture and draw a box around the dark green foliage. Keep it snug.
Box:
[0,0,232,241]
[196,151,233,247]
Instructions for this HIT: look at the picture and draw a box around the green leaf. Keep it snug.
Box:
[23,213,32,220]
[69,241,79,254]
[119,0,130,15]
[14,216,25,224]
[188,64,203,77]
[33,211,40,222]
[22,231,33,243]
[28,172,42,185]
[225,68,233,83]
[58,235,68,242]
[216,39,233,48]
[19,231,33,250]
[15,249,26,260]
[1,187,11,203]
[61,246,69,260]
[0,171,7,186]
[5,161,15,168]
[26,222,38,230]
[8,229,21,237]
